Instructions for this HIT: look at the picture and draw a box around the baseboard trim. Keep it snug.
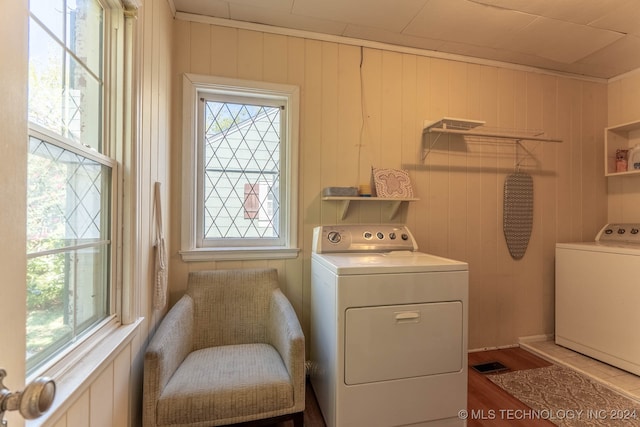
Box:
[468,343,519,353]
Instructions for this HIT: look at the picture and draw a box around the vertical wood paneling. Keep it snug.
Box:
[413,56,430,244]
[211,26,238,77]
[286,38,306,320]
[320,42,340,224]
[359,49,383,224]
[380,51,403,168]
[66,391,90,427]
[426,58,450,256]
[447,62,469,264]
[238,30,263,81]
[264,33,288,84]
[170,20,608,353]
[113,344,131,427]
[89,365,114,427]
[190,23,211,75]
[400,54,417,228]
[337,44,361,206]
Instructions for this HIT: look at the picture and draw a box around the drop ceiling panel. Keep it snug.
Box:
[343,25,445,52]
[471,0,621,25]
[292,0,429,32]
[230,3,347,35]
[404,0,536,47]
[577,35,640,76]
[590,0,640,35]
[498,17,624,64]
[174,0,229,18]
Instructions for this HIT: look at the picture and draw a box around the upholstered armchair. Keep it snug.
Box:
[143,268,305,427]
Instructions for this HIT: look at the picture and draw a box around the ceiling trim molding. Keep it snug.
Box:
[609,65,640,83]
[165,0,177,17]
[175,11,611,84]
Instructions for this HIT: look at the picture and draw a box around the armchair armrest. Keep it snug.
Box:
[143,295,194,427]
[267,289,305,410]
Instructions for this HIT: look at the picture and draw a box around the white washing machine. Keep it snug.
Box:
[556,223,640,375]
[310,224,468,427]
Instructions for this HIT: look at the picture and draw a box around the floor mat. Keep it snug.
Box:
[488,364,640,426]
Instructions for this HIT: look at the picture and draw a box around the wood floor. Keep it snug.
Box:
[275,347,556,427]
[467,347,555,427]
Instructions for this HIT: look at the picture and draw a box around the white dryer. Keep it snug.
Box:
[310,224,468,427]
[556,223,640,375]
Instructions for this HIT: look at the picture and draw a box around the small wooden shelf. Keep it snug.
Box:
[605,119,640,176]
[322,196,419,220]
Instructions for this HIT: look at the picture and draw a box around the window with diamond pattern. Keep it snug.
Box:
[26,0,113,374]
[181,75,299,259]
[201,100,281,241]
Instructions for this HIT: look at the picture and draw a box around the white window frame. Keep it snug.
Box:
[25,0,141,391]
[180,74,300,261]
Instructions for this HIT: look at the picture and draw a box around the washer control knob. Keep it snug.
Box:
[327,231,341,243]
[605,229,613,234]
[376,232,384,239]
[618,228,626,234]
[389,232,396,240]
[401,233,409,240]
[363,232,373,239]
[632,229,639,235]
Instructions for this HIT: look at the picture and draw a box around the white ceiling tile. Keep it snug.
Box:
[589,0,640,35]
[498,17,624,64]
[174,0,230,18]
[344,24,445,51]
[404,0,537,46]
[471,0,621,25]
[577,35,640,75]
[230,3,347,36]
[226,0,294,12]
[291,0,429,32]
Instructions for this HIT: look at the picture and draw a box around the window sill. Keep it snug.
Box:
[180,247,300,262]
[28,317,143,427]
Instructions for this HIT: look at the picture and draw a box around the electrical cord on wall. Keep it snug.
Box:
[356,45,370,188]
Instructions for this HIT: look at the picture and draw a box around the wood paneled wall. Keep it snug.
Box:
[169,19,607,350]
[608,71,640,222]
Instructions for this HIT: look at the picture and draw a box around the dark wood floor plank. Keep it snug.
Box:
[468,347,555,427]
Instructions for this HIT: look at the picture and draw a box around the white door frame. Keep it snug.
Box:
[0,1,29,426]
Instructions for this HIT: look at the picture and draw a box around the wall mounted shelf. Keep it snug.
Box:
[605,119,640,176]
[322,196,418,220]
[422,117,562,161]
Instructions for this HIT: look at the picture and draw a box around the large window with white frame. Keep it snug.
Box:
[27,0,118,375]
[181,75,300,261]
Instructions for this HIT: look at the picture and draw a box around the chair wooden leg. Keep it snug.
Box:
[292,411,304,427]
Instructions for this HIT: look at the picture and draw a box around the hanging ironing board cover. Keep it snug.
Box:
[503,172,533,260]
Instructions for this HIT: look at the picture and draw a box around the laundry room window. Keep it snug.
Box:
[26,0,120,375]
[181,74,300,261]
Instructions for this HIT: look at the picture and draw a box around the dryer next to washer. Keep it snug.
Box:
[310,224,468,427]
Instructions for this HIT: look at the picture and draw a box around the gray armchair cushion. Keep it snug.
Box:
[143,268,305,427]
[157,344,293,425]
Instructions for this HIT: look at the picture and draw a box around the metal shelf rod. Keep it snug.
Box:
[424,127,562,143]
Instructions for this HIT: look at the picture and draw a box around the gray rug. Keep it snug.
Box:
[488,364,640,426]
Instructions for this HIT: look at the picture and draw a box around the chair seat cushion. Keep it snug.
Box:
[156,343,294,426]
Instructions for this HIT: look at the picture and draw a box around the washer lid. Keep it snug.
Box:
[312,251,468,275]
[556,241,640,256]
